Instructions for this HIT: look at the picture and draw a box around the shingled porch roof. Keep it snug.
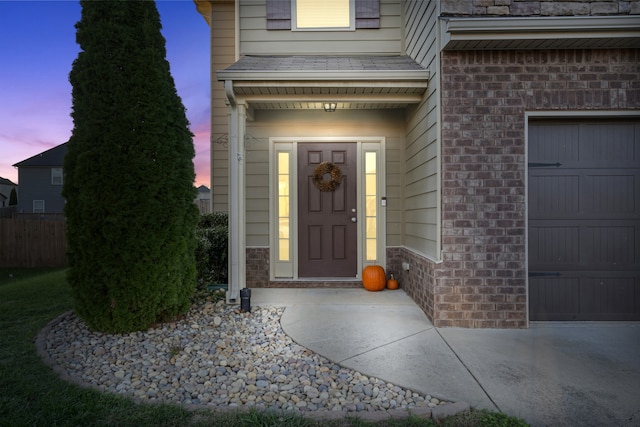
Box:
[217,55,430,110]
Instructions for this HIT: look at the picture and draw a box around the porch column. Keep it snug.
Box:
[226,80,246,303]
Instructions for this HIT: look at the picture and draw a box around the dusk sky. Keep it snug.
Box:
[0,0,211,188]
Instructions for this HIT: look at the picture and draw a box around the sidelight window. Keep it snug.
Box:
[277,152,291,262]
[364,151,377,260]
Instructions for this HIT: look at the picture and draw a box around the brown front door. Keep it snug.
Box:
[298,143,357,277]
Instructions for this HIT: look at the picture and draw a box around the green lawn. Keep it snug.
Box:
[0,268,527,426]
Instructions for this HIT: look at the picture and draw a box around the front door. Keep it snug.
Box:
[298,143,357,277]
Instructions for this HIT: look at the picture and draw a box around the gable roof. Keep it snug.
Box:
[217,55,430,111]
[0,177,16,186]
[13,143,68,168]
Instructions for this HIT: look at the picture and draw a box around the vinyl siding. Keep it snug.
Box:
[239,0,403,56]
[16,168,65,214]
[210,1,236,213]
[402,0,440,259]
[243,109,404,247]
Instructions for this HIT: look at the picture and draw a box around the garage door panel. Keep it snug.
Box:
[528,123,580,162]
[580,123,638,162]
[529,171,638,219]
[530,221,639,270]
[585,226,635,266]
[529,277,581,320]
[529,225,580,266]
[586,174,637,216]
[529,175,580,217]
[530,273,640,321]
[580,277,637,318]
[528,119,640,321]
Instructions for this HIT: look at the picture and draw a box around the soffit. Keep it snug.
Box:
[441,15,640,50]
[217,55,430,110]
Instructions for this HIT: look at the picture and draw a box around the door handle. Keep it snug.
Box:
[351,217,357,223]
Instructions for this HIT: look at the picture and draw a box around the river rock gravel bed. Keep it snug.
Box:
[40,301,449,413]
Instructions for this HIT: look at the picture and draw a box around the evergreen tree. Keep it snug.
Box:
[8,187,17,206]
[63,0,198,333]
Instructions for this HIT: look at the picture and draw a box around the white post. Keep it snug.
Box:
[225,79,246,303]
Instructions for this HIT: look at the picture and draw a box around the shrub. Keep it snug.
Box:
[9,187,17,206]
[195,213,228,288]
[63,0,198,333]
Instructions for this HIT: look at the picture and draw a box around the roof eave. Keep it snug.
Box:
[217,69,431,82]
[440,15,640,50]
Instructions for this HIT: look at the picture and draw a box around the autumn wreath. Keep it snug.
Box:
[312,162,342,192]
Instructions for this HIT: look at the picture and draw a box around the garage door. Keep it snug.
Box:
[528,119,640,321]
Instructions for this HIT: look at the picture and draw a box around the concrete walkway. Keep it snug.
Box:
[252,288,640,427]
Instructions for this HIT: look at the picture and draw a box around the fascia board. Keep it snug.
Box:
[440,15,640,49]
[216,69,430,82]
[231,80,429,89]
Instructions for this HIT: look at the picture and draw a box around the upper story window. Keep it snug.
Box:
[294,0,353,30]
[51,168,63,185]
[267,0,379,31]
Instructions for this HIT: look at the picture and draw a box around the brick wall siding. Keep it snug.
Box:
[437,48,640,328]
[387,247,436,322]
[246,247,361,288]
[441,0,640,16]
[246,247,269,288]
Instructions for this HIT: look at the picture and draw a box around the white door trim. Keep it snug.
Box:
[269,136,386,280]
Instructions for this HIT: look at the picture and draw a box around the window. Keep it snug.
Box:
[33,200,45,213]
[294,0,353,30]
[267,0,379,30]
[277,152,291,262]
[51,168,63,185]
[364,151,377,260]
[272,144,295,279]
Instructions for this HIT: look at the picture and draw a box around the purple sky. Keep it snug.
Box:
[0,0,211,188]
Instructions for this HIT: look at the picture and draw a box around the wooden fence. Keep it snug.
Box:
[0,218,67,267]
[0,206,16,218]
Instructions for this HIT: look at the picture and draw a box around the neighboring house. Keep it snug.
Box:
[194,0,640,327]
[196,184,212,214]
[0,177,17,208]
[12,143,67,215]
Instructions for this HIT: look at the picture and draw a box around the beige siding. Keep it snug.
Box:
[210,2,236,213]
[239,0,403,55]
[402,0,440,259]
[244,109,405,247]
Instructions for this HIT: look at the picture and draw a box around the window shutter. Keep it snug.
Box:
[356,0,380,29]
[266,0,291,30]
[267,0,379,30]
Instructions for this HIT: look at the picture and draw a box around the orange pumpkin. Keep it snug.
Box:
[387,274,399,290]
[362,265,386,291]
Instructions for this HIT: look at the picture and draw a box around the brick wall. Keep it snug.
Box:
[387,247,436,321]
[246,247,269,288]
[441,0,640,16]
[246,247,361,288]
[436,48,640,328]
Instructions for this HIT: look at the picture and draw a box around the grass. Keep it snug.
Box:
[0,268,528,426]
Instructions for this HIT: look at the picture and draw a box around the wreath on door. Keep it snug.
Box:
[312,162,342,192]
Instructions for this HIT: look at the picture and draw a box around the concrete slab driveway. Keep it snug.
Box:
[439,322,640,427]
[252,288,640,426]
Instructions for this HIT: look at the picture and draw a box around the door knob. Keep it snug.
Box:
[351,217,357,223]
